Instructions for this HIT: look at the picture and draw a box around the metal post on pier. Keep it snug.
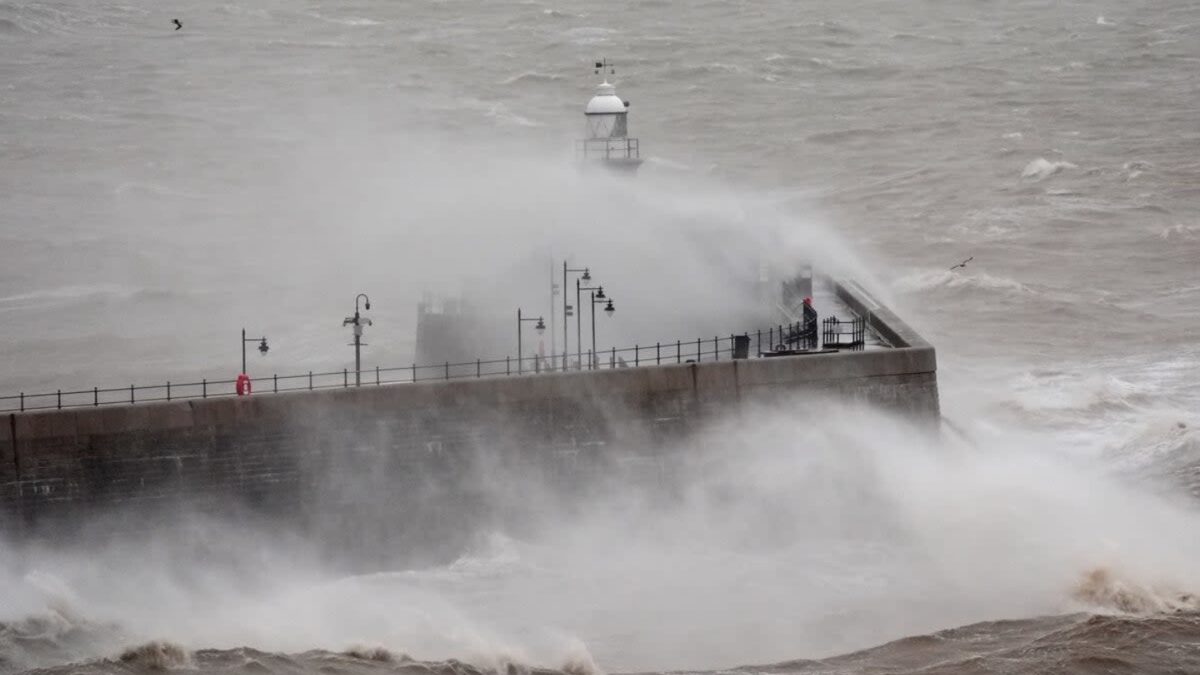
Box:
[343,294,372,387]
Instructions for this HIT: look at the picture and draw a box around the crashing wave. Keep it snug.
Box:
[893,268,1034,295]
[1073,568,1199,614]
[1021,157,1077,181]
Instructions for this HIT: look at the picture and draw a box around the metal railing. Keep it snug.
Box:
[575,137,640,161]
[822,316,866,351]
[1,318,865,413]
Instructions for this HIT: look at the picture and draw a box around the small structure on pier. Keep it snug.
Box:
[576,60,642,172]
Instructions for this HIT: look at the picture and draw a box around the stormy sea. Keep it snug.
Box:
[2,0,1199,673]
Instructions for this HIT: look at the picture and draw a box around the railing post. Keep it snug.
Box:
[714,336,719,361]
[676,340,681,363]
[611,346,616,368]
[412,363,416,383]
[506,356,510,375]
[696,338,701,362]
[344,369,348,388]
[757,329,762,355]
[730,334,735,359]
[57,389,61,409]
[167,381,171,401]
[130,384,134,404]
[19,392,23,412]
[587,349,593,370]
[445,362,449,379]
[202,379,207,398]
[477,359,481,378]
[376,366,380,385]
[93,387,98,406]
[635,345,639,367]
[273,374,278,393]
[656,342,661,365]
[308,371,313,390]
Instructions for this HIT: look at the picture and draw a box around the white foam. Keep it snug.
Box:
[893,268,1034,295]
[1021,157,1077,181]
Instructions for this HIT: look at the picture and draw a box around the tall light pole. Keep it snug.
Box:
[578,280,605,370]
[342,293,372,386]
[549,261,558,371]
[241,329,269,374]
[563,263,591,371]
[517,308,546,374]
[590,289,615,370]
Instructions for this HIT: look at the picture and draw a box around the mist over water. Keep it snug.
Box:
[5,401,1200,674]
[2,0,1200,672]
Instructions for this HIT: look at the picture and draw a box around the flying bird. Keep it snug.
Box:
[172,19,182,30]
[949,256,973,271]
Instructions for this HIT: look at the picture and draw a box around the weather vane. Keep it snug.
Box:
[594,58,615,76]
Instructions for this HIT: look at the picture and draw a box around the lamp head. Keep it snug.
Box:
[535,318,546,334]
[365,300,371,310]
[258,338,269,355]
[604,300,615,316]
[582,268,591,282]
[595,286,606,300]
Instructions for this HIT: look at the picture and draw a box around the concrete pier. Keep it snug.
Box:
[0,281,937,557]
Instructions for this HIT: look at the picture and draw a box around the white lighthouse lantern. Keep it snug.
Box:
[585,81,629,139]
[576,62,643,172]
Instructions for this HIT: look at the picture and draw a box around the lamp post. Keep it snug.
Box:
[578,280,605,370]
[342,293,372,386]
[562,263,591,371]
[517,308,546,374]
[241,329,269,374]
[590,289,615,369]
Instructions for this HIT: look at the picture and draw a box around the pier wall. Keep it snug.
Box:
[0,284,937,558]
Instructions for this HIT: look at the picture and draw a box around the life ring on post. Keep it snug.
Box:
[236,373,252,396]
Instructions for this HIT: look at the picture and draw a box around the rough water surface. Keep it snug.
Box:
[2,0,1199,673]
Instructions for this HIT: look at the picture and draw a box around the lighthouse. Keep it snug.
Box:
[576,60,643,172]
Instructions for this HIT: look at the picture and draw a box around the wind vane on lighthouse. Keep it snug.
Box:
[576,58,643,173]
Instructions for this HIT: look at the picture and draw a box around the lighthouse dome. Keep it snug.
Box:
[585,82,627,114]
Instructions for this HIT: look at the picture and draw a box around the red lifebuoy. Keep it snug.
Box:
[236,373,252,396]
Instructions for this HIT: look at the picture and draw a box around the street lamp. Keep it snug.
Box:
[590,290,615,370]
[517,308,546,374]
[562,263,591,371]
[342,293,372,386]
[241,329,269,374]
[578,280,605,370]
